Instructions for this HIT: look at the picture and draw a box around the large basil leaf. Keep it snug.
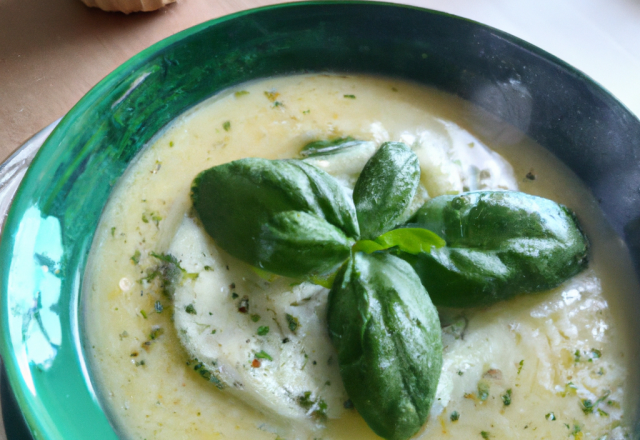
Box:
[327,252,442,440]
[191,158,358,278]
[397,191,589,307]
[353,142,420,239]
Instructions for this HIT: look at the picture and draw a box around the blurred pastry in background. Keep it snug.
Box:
[80,0,176,14]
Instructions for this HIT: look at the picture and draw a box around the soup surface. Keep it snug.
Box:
[84,75,639,440]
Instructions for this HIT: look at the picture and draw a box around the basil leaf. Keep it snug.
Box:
[300,136,363,157]
[397,191,589,307]
[353,142,420,239]
[328,252,442,440]
[191,158,358,278]
[352,228,445,254]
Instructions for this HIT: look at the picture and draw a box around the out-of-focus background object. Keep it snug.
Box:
[80,0,176,14]
[1,0,639,438]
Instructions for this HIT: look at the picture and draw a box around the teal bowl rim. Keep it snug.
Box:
[2,1,640,439]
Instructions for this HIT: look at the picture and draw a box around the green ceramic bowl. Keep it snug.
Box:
[2,2,640,439]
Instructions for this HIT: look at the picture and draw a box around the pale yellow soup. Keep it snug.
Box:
[83,74,640,440]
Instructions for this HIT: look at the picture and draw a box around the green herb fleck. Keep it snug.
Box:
[477,380,490,401]
[211,329,217,334]
[185,304,197,315]
[154,301,163,313]
[273,101,283,107]
[223,121,231,132]
[457,370,464,376]
[297,391,328,421]
[250,314,261,322]
[234,90,249,97]
[255,350,273,361]
[142,213,149,223]
[140,310,148,319]
[597,408,609,417]
[131,250,141,265]
[574,349,581,363]
[110,227,116,237]
[481,431,490,439]
[343,94,356,99]
[450,411,460,422]
[149,326,164,340]
[204,265,213,271]
[591,348,602,359]
[501,389,512,406]
[302,109,310,114]
[231,292,239,299]
[545,412,556,421]
[286,313,299,333]
[169,141,174,147]
[257,326,269,336]
[517,359,524,374]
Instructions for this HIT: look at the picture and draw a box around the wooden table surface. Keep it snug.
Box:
[1,0,639,438]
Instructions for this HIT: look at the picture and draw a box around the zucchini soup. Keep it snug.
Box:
[83,74,639,440]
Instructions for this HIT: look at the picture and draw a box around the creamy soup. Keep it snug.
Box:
[83,75,640,440]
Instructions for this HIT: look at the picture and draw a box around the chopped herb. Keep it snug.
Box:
[502,389,512,406]
[607,400,621,409]
[477,380,490,401]
[142,213,149,223]
[234,90,249,97]
[188,359,224,389]
[140,310,148,319]
[391,87,398,92]
[582,399,594,414]
[517,359,524,374]
[255,350,273,361]
[110,227,116,237]
[273,101,283,107]
[591,348,602,359]
[481,431,490,439]
[257,326,269,336]
[450,411,460,422]
[154,301,163,313]
[457,370,464,376]
[185,304,197,315]
[559,381,578,397]
[597,408,609,417]
[119,331,129,340]
[150,212,162,226]
[169,141,174,147]
[211,329,217,334]
[343,94,356,99]
[286,313,299,333]
[574,349,581,363]
[250,314,261,322]
[149,326,164,340]
[231,292,239,299]
[204,265,213,271]
[302,109,310,114]
[526,170,536,180]
[264,90,279,102]
[131,250,141,265]
[222,121,231,131]
[297,391,328,420]
[545,412,556,421]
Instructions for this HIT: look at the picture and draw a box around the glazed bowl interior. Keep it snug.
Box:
[2,2,640,439]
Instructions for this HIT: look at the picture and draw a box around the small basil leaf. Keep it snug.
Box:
[374,227,445,254]
[353,142,420,239]
[398,191,589,307]
[328,252,442,440]
[300,136,363,157]
[191,158,358,278]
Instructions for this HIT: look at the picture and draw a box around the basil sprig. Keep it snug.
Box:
[191,139,589,440]
[191,158,358,278]
[353,142,421,239]
[327,252,443,440]
[396,191,589,307]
